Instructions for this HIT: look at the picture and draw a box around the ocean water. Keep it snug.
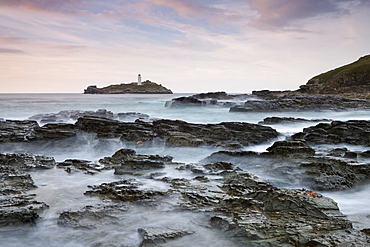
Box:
[1,93,370,246]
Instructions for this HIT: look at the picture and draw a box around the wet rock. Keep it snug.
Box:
[0,153,53,226]
[230,95,370,112]
[58,204,126,229]
[202,141,370,191]
[0,116,279,148]
[138,227,194,247]
[117,112,149,121]
[0,153,55,170]
[152,119,279,148]
[99,148,173,175]
[266,140,315,157]
[85,179,167,202]
[165,92,252,108]
[29,109,149,123]
[0,120,39,142]
[57,159,105,174]
[75,116,279,148]
[291,120,370,146]
[259,116,331,125]
[0,195,48,227]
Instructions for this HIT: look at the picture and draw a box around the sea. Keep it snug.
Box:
[1,93,370,246]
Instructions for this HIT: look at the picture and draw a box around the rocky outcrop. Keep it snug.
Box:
[80,162,364,246]
[29,109,149,123]
[84,80,173,94]
[0,153,54,226]
[202,140,370,191]
[259,117,332,125]
[2,116,278,149]
[165,91,252,107]
[230,95,370,112]
[291,120,370,146]
[75,116,279,149]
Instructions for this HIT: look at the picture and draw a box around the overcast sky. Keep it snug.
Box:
[0,0,369,93]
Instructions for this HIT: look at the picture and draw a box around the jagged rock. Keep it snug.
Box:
[138,227,194,247]
[29,109,115,123]
[85,179,167,202]
[0,120,39,142]
[57,159,105,174]
[165,92,251,108]
[266,140,315,157]
[29,109,149,123]
[0,153,55,170]
[230,95,370,112]
[0,195,48,227]
[58,204,126,229]
[259,117,331,125]
[202,140,370,191]
[99,149,173,175]
[75,116,279,148]
[0,116,279,149]
[117,112,149,121]
[291,120,370,146]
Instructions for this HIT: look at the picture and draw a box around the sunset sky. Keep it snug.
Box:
[0,0,369,93]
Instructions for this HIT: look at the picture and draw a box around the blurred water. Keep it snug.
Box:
[1,93,370,245]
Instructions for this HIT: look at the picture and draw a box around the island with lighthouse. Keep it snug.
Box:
[84,74,173,94]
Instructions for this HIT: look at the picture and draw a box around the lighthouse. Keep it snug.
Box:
[138,74,142,85]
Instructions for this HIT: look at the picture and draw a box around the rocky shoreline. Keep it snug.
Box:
[2,108,370,245]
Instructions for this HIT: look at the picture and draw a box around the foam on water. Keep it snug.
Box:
[2,93,370,245]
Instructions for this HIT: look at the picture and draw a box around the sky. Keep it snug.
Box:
[0,0,369,93]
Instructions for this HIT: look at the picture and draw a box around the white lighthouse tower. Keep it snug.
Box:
[138,74,142,85]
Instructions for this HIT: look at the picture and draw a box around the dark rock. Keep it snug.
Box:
[57,159,105,174]
[166,92,252,108]
[117,112,149,121]
[259,117,332,125]
[138,227,194,247]
[202,141,370,191]
[291,120,370,146]
[266,140,315,157]
[75,116,279,149]
[0,120,39,142]
[85,179,167,202]
[230,95,370,112]
[29,109,149,124]
[58,204,126,229]
[0,153,55,170]
[0,195,48,227]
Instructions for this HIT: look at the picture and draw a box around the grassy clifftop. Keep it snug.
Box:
[299,55,370,95]
[84,80,173,94]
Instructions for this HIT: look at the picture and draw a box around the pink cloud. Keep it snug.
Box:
[249,0,369,30]
[0,0,87,14]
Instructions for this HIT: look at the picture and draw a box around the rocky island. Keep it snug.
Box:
[84,80,173,94]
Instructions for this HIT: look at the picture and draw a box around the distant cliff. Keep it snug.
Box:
[299,55,370,95]
[84,80,173,94]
